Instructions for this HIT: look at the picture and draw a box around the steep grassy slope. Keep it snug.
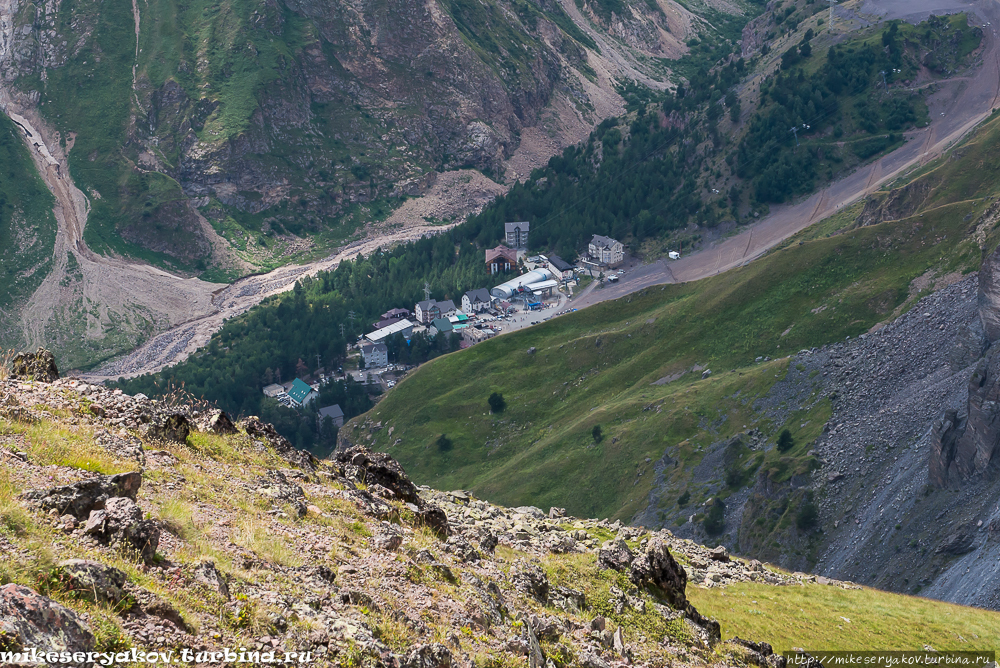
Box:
[689,581,1000,650]
[345,109,1000,522]
[2,373,999,663]
[0,113,57,350]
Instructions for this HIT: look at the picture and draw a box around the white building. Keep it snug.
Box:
[668,251,681,260]
[588,235,625,267]
[262,383,285,398]
[361,342,388,368]
[505,221,530,249]
[462,288,493,313]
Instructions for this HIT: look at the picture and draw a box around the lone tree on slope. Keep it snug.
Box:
[777,428,795,452]
[488,392,506,414]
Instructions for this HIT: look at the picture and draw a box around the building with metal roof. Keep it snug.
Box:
[365,318,415,344]
[491,268,555,299]
[318,404,345,427]
[287,378,318,406]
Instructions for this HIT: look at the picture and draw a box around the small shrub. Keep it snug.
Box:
[796,493,819,531]
[592,425,603,443]
[776,428,795,452]
[436,434,452,452]
[704,500,726,536]
[488,392,506,414]
[725,466,746,489]
[92,617,130,653]
[677,490,691,506]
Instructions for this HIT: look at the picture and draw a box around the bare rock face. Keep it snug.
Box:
[0,584,95,664]
[980,243,1000,344]
[929,246,1000,487]
[21,472,142,519]
[9,348,59,382]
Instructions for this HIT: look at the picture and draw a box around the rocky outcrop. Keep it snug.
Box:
[0,584,95,663]
[979,241,1000,343]
[334,446,449,536]
[255,469,308,518]
[241,416,318,471]
[21,472,142,518]
[929,245,1000,487]
[9,348,59,382]
[83,496,161,563]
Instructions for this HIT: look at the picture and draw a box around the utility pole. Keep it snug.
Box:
[790,126,799,147]
[339,323,345,338]
[880,70,888,93]
[316,353,322,372]
[829,0,835,32]
[347,311,356,332]
[423,281,432,301]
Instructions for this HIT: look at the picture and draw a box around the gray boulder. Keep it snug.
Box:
[147,413,191,443]
[84,497,160,563]
[598,537,634,572]
[511,560,549,603]
[402,643,453,668]
[0,584,94,664]
[55,560,129,606]
[21,472,142,519]
[193,560,230,600]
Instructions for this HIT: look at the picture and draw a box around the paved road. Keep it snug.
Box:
[569,0,1000,310]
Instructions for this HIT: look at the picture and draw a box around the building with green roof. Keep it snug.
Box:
[287,378,317,406]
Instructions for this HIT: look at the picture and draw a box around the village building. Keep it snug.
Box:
[485,245,517,275]
[365,318,415,344]
[262,383,285,398]
[546,254,576,280]
[464,326,497,344]
[318,404,345,428]
[505,221,530,249]
[462,288,493,313]
[415,299,457,323]
[361,342,389,368]
[588,235,625,268]
[429,318,454,337]
[287,378,318,406]
[372,308,411,329]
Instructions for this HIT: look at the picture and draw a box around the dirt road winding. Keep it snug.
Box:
[572,0,1000,309]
